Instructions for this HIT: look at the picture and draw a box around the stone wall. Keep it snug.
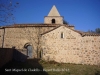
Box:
[41,26,100,65]
[81,36,100,65]
[0,25,100,65]
[0,28,4,48]
[3,26,54,58]
[44,16,63,24]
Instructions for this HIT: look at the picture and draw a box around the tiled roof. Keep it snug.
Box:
[41,25,100,36]
[0,23,74,28]
[80,32,100,36]
[1,23,100,36]
[2,24,57,28]
[41,25,61,35]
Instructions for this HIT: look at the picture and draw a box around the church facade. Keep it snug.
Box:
[0,5,100,65]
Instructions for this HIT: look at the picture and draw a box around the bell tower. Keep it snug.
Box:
[44,5,63,24]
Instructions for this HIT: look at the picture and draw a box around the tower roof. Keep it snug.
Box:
[48,5,60,16]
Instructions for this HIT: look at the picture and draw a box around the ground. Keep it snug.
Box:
[0,59,100,75]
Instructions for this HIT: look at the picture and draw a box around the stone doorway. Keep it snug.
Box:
[27,45,33,58]
[24,43,33,58]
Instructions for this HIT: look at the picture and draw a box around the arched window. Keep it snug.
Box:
[61,32,64,38]
[24,43,33,58]
[52,19,55,24]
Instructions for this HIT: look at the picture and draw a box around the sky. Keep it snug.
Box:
[1,0,100,32]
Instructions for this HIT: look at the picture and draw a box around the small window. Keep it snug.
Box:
[52,19,55,24]
[61,32,64,38]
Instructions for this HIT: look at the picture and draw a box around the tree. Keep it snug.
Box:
[95,28,100,33]
[88,30,95,33]
[63,20,69,25]
[0,0,19,25]
[87,28,100,33]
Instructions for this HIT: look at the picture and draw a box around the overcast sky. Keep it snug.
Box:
[1,0,100,32]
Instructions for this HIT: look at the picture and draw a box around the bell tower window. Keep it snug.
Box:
[52,19,55,24]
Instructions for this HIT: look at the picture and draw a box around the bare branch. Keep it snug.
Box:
[0,0,19,25]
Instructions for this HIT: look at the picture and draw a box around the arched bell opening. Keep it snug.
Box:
[51,19,56,24]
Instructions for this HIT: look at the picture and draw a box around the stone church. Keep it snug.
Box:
[0,5,100,65]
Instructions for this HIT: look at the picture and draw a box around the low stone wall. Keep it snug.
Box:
[0,48,13,68]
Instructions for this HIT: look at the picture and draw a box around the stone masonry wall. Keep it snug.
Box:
[81,36,100,65]
[2,26,54,58]
[44,16,63,24]
[41,26,100,65]
[0,25,100,65]
[0,29,4,48]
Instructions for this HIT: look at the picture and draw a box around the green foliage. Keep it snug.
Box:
[95,71,100,75]
[63,20,69,25]
[88,28,100,33]
[1,59,100,75]
[95,28,100,33]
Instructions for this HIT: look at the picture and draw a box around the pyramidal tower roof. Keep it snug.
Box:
[48,5,60,16]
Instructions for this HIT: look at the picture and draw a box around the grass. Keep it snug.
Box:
[39,60,100,75]
[0,59,100,75]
